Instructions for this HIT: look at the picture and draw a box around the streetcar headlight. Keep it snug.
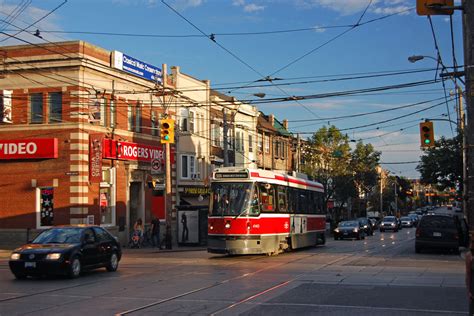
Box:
[10,253,20,260]
[209,225,214,230]
[225,222,231,229]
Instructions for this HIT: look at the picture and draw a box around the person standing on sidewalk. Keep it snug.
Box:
[151,217,161,249]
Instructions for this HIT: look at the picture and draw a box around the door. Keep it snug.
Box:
[129,182,142,232]
[81,228,100,267]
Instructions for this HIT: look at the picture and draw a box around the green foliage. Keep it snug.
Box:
[416,134,462,192]
[302,126,381,215]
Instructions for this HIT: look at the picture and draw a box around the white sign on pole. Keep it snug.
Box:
[151,158,163,174]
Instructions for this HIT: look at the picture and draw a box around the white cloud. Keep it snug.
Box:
[233,1,265,13]
[244,3,265,12]
[295,0,412,16]
[169,0,205,10]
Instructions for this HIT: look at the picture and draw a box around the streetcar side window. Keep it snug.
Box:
[258,183,275,212]
[277,186,287,213]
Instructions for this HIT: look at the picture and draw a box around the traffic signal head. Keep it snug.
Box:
[160,118,175,144]
[419,121,434,148]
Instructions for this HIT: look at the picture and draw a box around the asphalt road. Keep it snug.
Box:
[0,221,468,315]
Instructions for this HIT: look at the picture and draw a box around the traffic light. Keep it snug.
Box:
[160,118,174,144]
[419,121,434,148]
[416,0,454,16]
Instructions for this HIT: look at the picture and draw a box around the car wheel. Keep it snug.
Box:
[106,252,119,272]
[68,256,81,278]
[13,272,26,280]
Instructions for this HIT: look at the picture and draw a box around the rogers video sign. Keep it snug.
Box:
[0,139,58,159]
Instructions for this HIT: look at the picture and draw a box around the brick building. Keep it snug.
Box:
[0,41,176,245]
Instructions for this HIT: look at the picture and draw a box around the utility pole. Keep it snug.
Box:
[223,107,229,167]
[162,63,173,249]
[461,0,474,313]
[296,133,300,173]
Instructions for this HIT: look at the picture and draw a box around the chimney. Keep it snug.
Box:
[283,119,288,130]
[269,114,274,126]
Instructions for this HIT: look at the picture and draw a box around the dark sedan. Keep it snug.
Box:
[9,225,121,279]
[334,220,366,240]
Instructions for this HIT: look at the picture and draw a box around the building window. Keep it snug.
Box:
[249,134,253,153]
[100,98,107,127]
[235,130,243,152]
[180,154,196,179]
[30,93,43,124]
[258,133,263,152]
[100,167,116,226]
[265,136,270,153]
[189,111,195,133]
[151,110,158,136]
[211,123,222,147]
[110,100,116,128]
[180,108,188,132]
[134,103,142,132]
[127,104,133,131]
[48,92,62,123]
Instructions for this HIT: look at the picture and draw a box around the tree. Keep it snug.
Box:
[302,126,353,219]
[416,134,462,192]
[351,142,381,198]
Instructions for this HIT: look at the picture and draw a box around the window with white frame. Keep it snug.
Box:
[180,154,196,179]
[188,111,195,133]
[30,93,43,124]
[235,130,244,152]
[110,100,116,128]
[180,108,188,132]
[134,102,142,132]
[151,110,158,136]
[211,123,222,147]
[48,92,62,123]
[258,133,263,152]
[264,135,270,153]
[248,134,253,153]
[100,98,107,127]
[127,104,133,131]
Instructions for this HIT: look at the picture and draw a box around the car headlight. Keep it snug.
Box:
[391,223,395,226]
[364,225,367,228]
[334,228,340,233]
[46,253,62,260]
[10,253,20,260]
[353,228,359,233]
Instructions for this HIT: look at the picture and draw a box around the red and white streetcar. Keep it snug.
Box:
[207,168,326,255]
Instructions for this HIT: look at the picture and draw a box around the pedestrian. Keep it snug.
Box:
[151,216,161,249]
[181,213,189,242]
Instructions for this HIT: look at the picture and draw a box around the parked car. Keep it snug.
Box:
[400,216,414,228]
[408,214,419,226]
[415,214,469,254]
[9,225,122,279]
[357,217,374,236]
[334,221,366,240]
[380,216,399,232]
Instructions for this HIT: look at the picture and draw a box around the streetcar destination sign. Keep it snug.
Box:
[215,172,249,179]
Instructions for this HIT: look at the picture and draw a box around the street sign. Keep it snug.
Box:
[151,158,163,174]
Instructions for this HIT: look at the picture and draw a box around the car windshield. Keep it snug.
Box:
[210,182,253,216]
[339,221,358,227]
[401,217,411,221]
[384,217,396,222]
[32,228,82,244]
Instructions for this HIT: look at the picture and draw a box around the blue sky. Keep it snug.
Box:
[0,0,464,178]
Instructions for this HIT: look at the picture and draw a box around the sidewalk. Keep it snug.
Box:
[0,245,208,259]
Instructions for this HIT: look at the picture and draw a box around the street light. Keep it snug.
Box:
[408,54,465,84]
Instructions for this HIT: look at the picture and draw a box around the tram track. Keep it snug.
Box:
[116,231,416,315]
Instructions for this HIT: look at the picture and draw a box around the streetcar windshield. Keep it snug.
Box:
[210,182,254,216]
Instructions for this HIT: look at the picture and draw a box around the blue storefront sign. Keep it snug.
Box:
[112,51,162,83]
